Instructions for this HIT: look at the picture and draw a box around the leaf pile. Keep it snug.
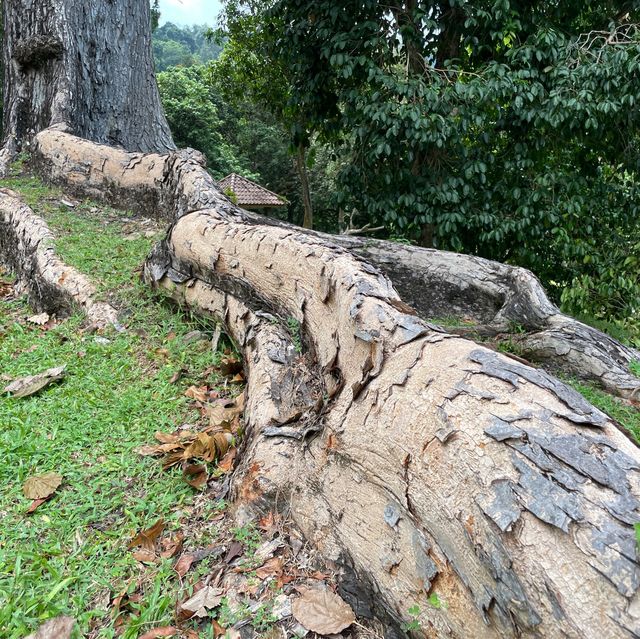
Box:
[137,392,244,487]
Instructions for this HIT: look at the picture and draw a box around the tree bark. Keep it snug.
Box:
[0,0,174,175]
[0,186,118,326]
[31,126,640,400]
[296,144,313,229]
[25,128,640,638]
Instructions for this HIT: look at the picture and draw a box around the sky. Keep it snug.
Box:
[158,0,223,26]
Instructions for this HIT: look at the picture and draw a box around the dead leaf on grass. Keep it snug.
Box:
[138,627,178,639]
[183,463,208,489]
[174,552,195,578]
[23,615,75,639]
[169,368,187,384]
[136,626,177,639]
[23,472,63,500]
[160,532,184,559]
[132,549,157,564]
[26,498,48,514]
[5,366,66,398]
[27,312,50,325]
[128,519,165,552]
[184,385,210,402]
[180,585,224,618]
[292,586,356,635]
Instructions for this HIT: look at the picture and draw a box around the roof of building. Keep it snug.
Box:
[217,173,287,208]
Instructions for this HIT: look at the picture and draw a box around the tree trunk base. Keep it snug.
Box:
[22,128,640,638]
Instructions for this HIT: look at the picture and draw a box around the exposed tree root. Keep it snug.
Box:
[24,127,640,638]
[0,187,118,327]
[32,127,640,399]
[336,238,640,400]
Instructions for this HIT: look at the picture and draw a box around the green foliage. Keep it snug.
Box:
[262,0,640,327]
[150,0,160,32]
[212,1,343,228]
[157,65,249,178]
[153,22,222,72]
[232,523,262,555]
[286,317,303,354]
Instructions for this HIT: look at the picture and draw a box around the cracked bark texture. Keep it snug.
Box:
[0,0,174,175]
[28,128,640,638]
[32,128,640,400]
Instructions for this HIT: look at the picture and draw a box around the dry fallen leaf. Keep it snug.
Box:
[132,549,157,564]
[160,532,184,559]
[255,556,284,580]
[174,552,195,578]
[217,447,237,474]
[23,616,75,639]
[180,585,224,618]
[23,472,63,500]
[128,519,165,552]
[292,586,356,635]
[183,463,208,489]
[218,355,243,377]
[26,498,48,514]
[27,312,50,325]
[5,366,66,399]
[184,385,209,402]
[138,626,178,639]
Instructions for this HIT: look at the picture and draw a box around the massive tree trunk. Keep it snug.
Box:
[18,127,640,639]
[0,0,174,175]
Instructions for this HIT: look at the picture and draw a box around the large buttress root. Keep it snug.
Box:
[25,127,640,637]
[32,128,640,399]
[0,189,117,326]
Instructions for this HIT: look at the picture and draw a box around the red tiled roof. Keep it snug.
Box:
[217,173,287,207]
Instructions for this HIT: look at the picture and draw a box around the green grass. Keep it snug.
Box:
[0,174,227,638]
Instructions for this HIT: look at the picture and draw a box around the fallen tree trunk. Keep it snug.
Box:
[0,187,118,326]
[32,127,640,400]
[24,128,640,638]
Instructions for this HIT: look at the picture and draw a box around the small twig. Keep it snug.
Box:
[341,224,385,236]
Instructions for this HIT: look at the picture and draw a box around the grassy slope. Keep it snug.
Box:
[0,174,226,638]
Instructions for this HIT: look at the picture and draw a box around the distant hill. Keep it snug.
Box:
[153,22,222,72]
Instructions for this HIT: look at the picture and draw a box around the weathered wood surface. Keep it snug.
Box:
[27,128,640,638]
[0,0,173,175]
[0,188,117,326]
[33,127,640,399]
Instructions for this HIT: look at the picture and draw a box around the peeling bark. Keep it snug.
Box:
[0,0,174,175]
[0,188,118,326]
[25,128,640,638]
[32,128,640,399]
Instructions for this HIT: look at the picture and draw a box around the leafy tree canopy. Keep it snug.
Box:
[259,0,640,333]
[153,22,223,71]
